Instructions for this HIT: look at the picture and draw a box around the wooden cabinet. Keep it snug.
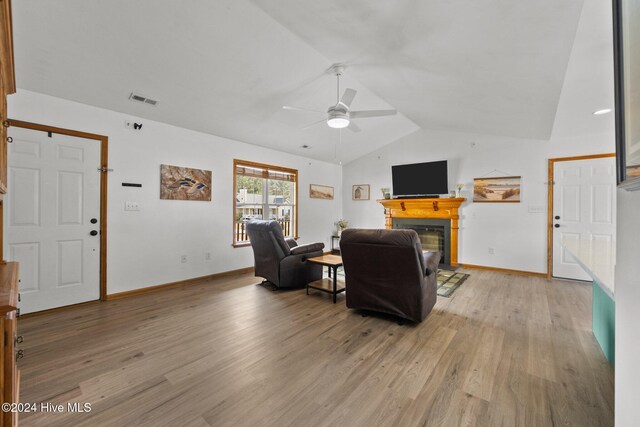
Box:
[0,263,18,427]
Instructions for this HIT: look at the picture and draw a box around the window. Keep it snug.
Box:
[233,159,298,246]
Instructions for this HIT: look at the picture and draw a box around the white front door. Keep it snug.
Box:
[5,127,101,314]
[552,157,616,280]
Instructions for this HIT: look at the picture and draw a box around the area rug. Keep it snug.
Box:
[436,270,470,297]
[337,267,468,298]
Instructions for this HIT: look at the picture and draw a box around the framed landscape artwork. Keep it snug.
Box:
[309,184,334,200]
[160,164,212,201]
[473,176,521,203]
[352,184,370,200]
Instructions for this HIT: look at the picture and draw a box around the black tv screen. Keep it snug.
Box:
[392,160,448,197]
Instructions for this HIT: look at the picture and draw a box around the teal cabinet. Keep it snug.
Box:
[593,281,615,365]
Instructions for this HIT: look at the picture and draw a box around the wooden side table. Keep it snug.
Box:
[307,254,345,303]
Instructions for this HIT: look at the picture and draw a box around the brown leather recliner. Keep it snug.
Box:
[246,220,325,289]
[340,228,440,323]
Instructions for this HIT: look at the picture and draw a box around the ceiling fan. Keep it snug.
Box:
[282,63,397,133]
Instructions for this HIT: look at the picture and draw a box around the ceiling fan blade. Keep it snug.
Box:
[347,121,361,133]
[282,105,325,114]
[301,118,327,130]
[339,88,357,108]
[350,109,397,119]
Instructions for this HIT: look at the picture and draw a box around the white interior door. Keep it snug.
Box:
[4,127,101,314]
[552,157,616,280]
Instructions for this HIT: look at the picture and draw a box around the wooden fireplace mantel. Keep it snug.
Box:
[377,198,466,266]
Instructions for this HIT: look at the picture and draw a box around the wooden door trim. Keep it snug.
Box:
[6,119,109,302]
[546,153,616,278]
[0,0,16,94]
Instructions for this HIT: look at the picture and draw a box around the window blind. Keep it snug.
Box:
[235,165,296,182]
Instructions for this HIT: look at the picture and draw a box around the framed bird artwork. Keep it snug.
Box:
[160,164,212,201]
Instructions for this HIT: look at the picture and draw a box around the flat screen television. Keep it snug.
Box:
[392,160,448,198]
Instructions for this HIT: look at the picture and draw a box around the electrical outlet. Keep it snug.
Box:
[488,247,495,255]
[181,255,187,263]
[124,201,140,211]
[205,252,211,261]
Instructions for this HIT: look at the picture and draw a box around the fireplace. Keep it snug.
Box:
[378,197,464,266]
[393,218,451,265]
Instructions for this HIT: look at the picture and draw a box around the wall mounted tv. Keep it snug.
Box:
[391,160,448,198]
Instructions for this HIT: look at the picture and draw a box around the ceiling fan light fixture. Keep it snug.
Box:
[327,117,350,129]
[327,109,349,128]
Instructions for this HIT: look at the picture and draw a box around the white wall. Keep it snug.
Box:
[342,0,615,274]
[342,126,613,273]
[344,132,554,273]
[614,0,640,420]
[615,189,640,426]
[8,90,342,294]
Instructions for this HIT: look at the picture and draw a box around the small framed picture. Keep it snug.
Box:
[352,184,370,200]
[309,184,334,200]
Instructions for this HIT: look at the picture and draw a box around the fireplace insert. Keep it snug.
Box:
[392,218,451,266]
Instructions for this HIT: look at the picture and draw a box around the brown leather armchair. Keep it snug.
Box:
[340,228,440,323]
[246,220,325,289]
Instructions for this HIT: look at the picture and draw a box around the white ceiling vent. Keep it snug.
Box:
[129,92,159,106]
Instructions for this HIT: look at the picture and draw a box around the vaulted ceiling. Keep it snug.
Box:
[12,0,583,163]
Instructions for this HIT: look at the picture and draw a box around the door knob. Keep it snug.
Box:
[90,218,98,224]
[90,230,98,236]
[554,224,560,228]
[555,215,560,220]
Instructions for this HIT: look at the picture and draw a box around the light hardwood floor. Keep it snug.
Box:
[17,269,613,426]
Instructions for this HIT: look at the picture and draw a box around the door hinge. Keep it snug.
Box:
[97,167,114,173]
